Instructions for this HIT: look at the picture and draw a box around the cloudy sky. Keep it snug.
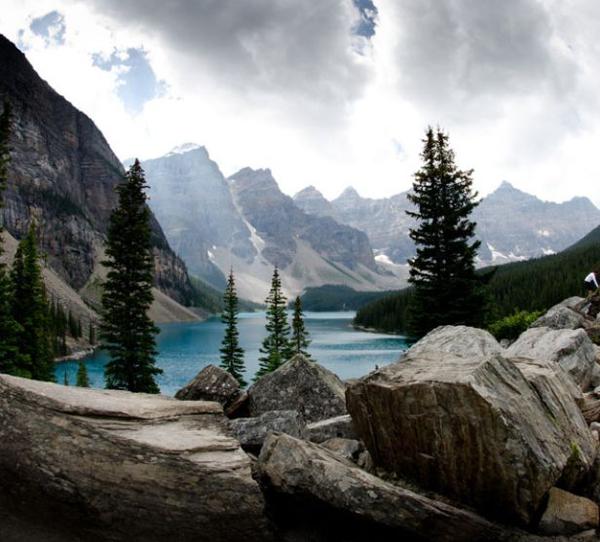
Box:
[1,0,599,205]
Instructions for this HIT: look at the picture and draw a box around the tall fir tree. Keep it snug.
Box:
[255,268,291,380]
[11,224,55,381]
[219,270,246,386]
[101,160,161,393]
[290,296,311,359]
[0,100,22,375]
[406,127,484,337]
[76,361,90,388]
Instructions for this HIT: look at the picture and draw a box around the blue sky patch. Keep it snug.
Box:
[93,48,166,115]
[353,0,377,39]
[29,11,66,45]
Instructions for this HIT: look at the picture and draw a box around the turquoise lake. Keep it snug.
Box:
[55,311,409,395]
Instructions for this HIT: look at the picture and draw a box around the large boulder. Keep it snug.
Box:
[257,433,518,542]
[229,410,305,454]
[248,354,346,423]
[531,298,586,330]
[346,351,597,526]
[0,374,271,541]
[175,364,242,409]
[507,327,596,389]
[538,488,599,536]
[408,325,504,357]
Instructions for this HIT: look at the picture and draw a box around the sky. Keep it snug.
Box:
[1,0,600,205]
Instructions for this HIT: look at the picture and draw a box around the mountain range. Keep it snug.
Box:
[140,147,406,303]
[2,31,598,317]
[141,141,600,303]
[294,181,600,266]
[0,34,200,324]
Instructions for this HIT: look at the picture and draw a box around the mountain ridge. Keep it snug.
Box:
[294,180,600,266]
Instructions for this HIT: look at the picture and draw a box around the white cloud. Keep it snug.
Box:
[1,0,600,207]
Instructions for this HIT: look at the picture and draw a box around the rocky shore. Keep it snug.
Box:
[2,295,600,541]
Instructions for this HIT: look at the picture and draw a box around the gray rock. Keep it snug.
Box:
[590,363,600,389]
[408,325,503,358]
[346,351,597,526]
[248,354,346,423]
[306,414,357,443]
[175,364,241,408]
[507,327,596,389]
[229,410,305,454]
[0,374,271,542]
[531,298,586,330]
[320,438,363,461]
[538,487,599,536]
[257,433,519,542]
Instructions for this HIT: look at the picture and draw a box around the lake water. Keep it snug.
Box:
[55,311,409,395]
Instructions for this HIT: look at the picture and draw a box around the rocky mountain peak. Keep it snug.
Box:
[293,185,334,218]
[335,186,362,203]
[167,142,206,156]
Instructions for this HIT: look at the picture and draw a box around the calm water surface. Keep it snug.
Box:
[56,311,409,395]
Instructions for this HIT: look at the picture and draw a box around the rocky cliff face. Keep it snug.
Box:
[229,168,376,272]
[141,149,405,303]
[0,34,196,306]
[294,182,600,266]
[141,145,253,289]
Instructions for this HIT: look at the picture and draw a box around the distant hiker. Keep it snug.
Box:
[584,270,600,293]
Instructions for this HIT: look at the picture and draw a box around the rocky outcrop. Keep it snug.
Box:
[0,374,271,541]
[229,410,305,455]
[507,327,596,389]
[0,34,196,307]
[175,364,242,408]
[248,354,347,423]
[306,414,357,443]
[408,325,503,357]
[346,350,597,526]
[530,298,587,330]
[257,433,518,542]
[538,488,599,536]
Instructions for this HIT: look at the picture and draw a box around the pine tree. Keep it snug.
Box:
[219,270,246,386]
[0,100,22,376]
[290,296,311,359]
[11,224,55,381]
[101,160,161,393]
[406,127,484,337]
[76,361,90,387]
[255,268,291,380]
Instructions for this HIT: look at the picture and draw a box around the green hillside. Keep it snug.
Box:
[354,224,600,333]
[299,285,395,312]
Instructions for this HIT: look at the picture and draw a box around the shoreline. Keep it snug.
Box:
[352,323,406,337]
[54,346,99,363]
